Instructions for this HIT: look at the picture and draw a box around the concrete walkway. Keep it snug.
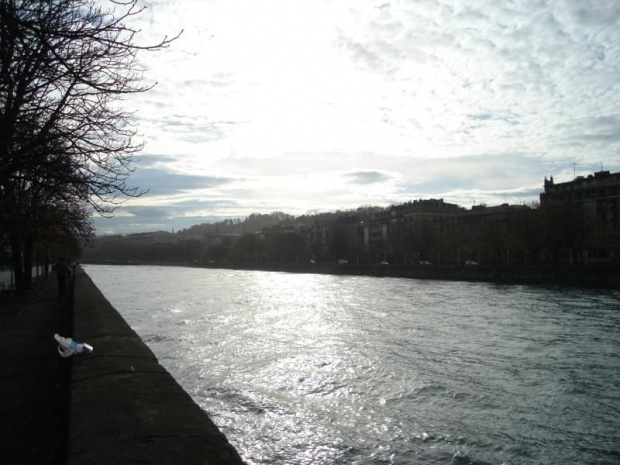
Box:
[0,277,72,465]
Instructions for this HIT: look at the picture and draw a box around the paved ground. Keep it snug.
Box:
[0,276,72,465]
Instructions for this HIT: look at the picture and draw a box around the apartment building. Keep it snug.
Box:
[541,170,620,257]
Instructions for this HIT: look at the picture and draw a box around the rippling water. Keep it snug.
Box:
[84,264,620,465]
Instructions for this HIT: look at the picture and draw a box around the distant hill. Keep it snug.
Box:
[176,206,400,238]
[177,212,295,236]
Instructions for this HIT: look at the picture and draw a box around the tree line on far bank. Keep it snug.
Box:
[82,199,614,267]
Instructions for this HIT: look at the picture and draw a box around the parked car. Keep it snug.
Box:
[379,260,389,265]
[465,260,479,265]
[337,259,348,264]
[419,260,432,265]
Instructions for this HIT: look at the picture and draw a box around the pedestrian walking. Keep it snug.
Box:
[55,257,70,298]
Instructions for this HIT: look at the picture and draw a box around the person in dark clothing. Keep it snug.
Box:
[55,257,70,298]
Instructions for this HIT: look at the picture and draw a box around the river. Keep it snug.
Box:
[83,264,620,465]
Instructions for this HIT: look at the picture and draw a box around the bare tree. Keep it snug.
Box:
[0,0,180,291]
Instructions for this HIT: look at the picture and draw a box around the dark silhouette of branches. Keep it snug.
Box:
[0,0,180,291]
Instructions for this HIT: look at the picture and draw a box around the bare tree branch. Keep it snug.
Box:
[0,0,180,291]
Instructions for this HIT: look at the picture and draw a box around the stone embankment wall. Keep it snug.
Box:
[85,260,620,289]
[219,263,620,289]
[68,267,244,465]
[335,263,620,288]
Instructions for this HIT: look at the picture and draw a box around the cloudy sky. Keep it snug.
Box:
[95,0,620,234]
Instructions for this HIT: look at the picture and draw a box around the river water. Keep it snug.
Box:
[83,264,620,465]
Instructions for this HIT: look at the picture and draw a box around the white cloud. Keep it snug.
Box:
[95,0,620,233]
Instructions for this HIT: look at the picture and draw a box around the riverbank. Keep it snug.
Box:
[0,269,245,464]
[69,266,244,464]
[84,260,620,289]
[310,262,620,288]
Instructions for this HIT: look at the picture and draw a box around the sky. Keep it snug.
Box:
[94,0,620,235]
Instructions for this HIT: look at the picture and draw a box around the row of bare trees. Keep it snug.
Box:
[0,0,177,292]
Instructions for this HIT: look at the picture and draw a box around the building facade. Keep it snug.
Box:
[541,170,620,259]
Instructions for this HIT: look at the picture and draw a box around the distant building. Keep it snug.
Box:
[202,233,241,248]
[541,170,620,226]
[393,199,462,244]
[541,170,620,259]
[443,203,529,238]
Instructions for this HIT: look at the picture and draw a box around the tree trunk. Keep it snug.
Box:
[43,248,50,278]
[23,237,33,290]
[9,234,25,294]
